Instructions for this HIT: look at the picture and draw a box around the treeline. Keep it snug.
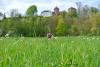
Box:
[0,3,100,37]
[0,13,100,37]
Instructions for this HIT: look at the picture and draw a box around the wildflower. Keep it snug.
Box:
[83,37,86,40]
[54,37,58,39]
[5,33,10,37]
[0,39,3,40]
[71,41,74,43]
[50,62,54,66]
[97,38,99,40]
[87,38,89,40]
[61,62,63,65]
[92,37,95,40]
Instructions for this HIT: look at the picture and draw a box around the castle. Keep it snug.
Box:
[41,6,60,17]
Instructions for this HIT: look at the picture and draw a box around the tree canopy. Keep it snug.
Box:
[26,5,38,16]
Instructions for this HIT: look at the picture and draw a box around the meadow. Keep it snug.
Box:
[0,36,100,67]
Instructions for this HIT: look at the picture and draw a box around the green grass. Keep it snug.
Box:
[0,36,100,67]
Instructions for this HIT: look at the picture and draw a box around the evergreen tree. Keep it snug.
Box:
[56,16,66,36]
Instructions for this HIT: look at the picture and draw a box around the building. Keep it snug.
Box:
[41,10,52,17]
[52,7,60,16]
[41,7,61,17]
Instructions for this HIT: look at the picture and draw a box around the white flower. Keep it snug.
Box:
[87,38,89,40]
[5,33,10,37]
[83,37,85,40]
[54,37,58,39]
[0,39,3,40]
[61,62,63,65]
[71,41,74,43]
[97,38,99,40]
[92,37,95,40]
[50,62,54,66]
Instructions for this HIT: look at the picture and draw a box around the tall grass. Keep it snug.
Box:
[0,36,100,67]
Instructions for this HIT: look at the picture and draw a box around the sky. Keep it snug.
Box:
[0,0,100,16]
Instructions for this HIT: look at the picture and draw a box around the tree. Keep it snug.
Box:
[34,17,48,36]
[0,12,3,20]
[3,13,6,19]
[99,4,100,9]
[56,16,66,36]
[10,9,20,17]
[83,5,89,18]
[26,5,38,16]
[90,7,98,14]
[68,7,77,18]
[76,2,83,17]
[90,13,100,35]
[61,10,67,19]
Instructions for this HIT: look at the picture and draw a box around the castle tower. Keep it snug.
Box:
[53,7,60,16]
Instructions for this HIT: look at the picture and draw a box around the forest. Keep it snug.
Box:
[0,2,100,37]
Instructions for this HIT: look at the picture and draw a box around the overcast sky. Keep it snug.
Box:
[0,0,100,16]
